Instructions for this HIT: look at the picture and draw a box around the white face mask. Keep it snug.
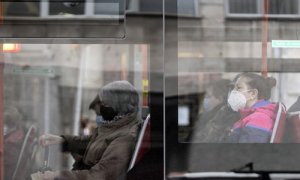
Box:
[227,90,248,111]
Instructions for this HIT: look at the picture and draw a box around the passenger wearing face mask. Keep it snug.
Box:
[188,79,240,172]
[227,73,277,143]
[191,79,240,143]
[37,81,142,180]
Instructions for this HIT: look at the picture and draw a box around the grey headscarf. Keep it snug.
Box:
[99,80,139,116]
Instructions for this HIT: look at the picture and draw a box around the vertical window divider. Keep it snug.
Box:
[298,0,300,15]
[224,0,230,17]
[131,0,140,12]
[40,0,49,17]
[257,0,263,17]
[194,0,200,17]
[85,0,94,16]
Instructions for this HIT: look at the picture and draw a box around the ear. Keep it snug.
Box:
[250,89,258,99]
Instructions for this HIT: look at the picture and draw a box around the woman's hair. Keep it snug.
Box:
[92,81,139,115]
[234,73,276,100]
[207,79,231,102]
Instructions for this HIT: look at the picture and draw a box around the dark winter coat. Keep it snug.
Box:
[58,114,141,180]
[191,104,240,143]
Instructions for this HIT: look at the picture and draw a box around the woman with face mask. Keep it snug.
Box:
[188,79,240,172]
[37,81,141,180]
[226,73,277,143]
[191,79,240,143]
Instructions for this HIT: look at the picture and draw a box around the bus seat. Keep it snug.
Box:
[270,103,287,143]
[128,114,151,171]
[288,112,300,143]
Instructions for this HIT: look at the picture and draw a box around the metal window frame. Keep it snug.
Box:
[225,0,300,19]
[197,0,203,18]
[193,0,201,17]
[225,0,262,18]
[266,0,300,18]
[126,0,139,12]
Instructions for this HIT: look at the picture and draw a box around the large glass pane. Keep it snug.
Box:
[0,0,164,179]
[2,44,150,179]
[166,0,300,178]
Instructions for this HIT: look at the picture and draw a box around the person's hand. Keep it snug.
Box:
[31,171,60,180]
[168,171,185,178]
[40,171,59,180]
[31,171,42,180]
[39,134,63,147]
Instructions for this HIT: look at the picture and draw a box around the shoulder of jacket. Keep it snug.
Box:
[242,111,272,126]
[111,121,140,140]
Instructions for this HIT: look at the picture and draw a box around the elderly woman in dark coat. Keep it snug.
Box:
[38,81,142,180]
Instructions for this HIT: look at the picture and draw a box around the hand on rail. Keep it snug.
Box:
[31,171,59,180]
[39,134,63,147]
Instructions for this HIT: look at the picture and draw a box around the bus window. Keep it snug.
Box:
[166,0,300,176]
[1,43,152,179]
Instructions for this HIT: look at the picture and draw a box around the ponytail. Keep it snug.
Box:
[265,76,276,89]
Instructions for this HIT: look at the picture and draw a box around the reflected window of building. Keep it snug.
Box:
[49,0,85,15]
[226,0,300,17]
[94,0,124,15]
[127,0,200,17]
[4,1,40,17]
[3,0,126,17]
[269,0,298,14]
[228,0,258,14]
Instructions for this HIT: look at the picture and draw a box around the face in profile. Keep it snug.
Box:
[228,77,259,111]
[235,77,258,101]
[233,77,252,98]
